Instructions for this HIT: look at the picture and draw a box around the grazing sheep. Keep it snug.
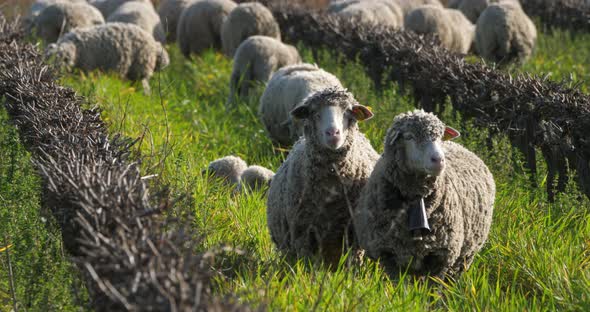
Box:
[475,2,537,65]
[405,5,473,53]
[157,0,194,41]
[220,2,281,57]
[267,88,379,264]
[452,0,520,23]
[237,165,275,192]
[89,0,153,19]
[176,0,237,57]
[45,23,169,93]
[328,0,404,29]
[107,1,166,43]
[228,36,301,104]
[25,0,87,29]
[354,109,495,277]
[203,155,248,185]
[258,63,343,146]
[33,2,104,43]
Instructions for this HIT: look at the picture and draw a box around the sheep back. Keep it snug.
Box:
[90,0,153,19]
[176,0,237,57]
[258,64,343,146]
[229,36,301,103]
[220,2,281,57]
[107,1,166,43]
[445,8,474,53]
[330,0,404,29]
[205,155,248,185]
[355,141,495,276]
[237,165,275,192]
[34,2,105,43]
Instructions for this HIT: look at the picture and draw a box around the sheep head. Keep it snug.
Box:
[386,109,459,177]
[291,87,373,151]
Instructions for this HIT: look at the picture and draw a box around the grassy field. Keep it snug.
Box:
[2,22,590,310]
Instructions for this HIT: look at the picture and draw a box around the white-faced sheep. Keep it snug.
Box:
[176,0,237,57]
[237,165,275,192]
[220,2,281,57]
[203,155,248,185]
[33,2,104,43]
[267,88,379,264]
[228,36,301,104]
[258,63,343,146]
[157,0,194,41]
[328,0,404,29]
[404,5,474,54]
[354,109,495,277]
[107,1,166,43]
[45,23,169,93]
[475,2,537,65]
[89,0,153,19]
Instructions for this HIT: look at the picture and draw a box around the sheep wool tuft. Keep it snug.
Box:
[354,109,495,277]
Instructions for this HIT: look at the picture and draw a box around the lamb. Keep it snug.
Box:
[89,0,153,19]
[475,2,537,65]
[176,0,237,57]
[228,36,301,104]
[220,2,281,57]
[45,22,169,93]
[328,0,404,29]
[404,5,474,54]
[107,1,166,43]
[258,63,343,146]
[157,0,194,41]
[33,1,104,43]
[266,87,380,264]
[354,109,495,277]
[203,155,248,185]
[237,165,275,192]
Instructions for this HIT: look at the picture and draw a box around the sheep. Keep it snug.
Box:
[220,2,281,57]
[45,22,169,93]
[394,0,443,14]
[237,165,275,192]
[328,0,404,29]
[106,1,166,43]
[25,0,87,29]
[258,63,343,146]
[453,0,520,23]
[475,2,537,65]
[33,2,104,43]
[266,87,380,264]
[176,0,237,57]
[156,0,194,41]
[203,155,248,185]
[228,36,301,105]
[404,5,473,54]
[354,109,495,277]
[89,0,153,19]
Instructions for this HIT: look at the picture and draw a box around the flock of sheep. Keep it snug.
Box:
[25,0,511,277]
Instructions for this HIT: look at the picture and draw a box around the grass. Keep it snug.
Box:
[0,108,88,311]
[2,21,590,310]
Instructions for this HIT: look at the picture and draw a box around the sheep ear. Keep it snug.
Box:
[351,105,373,121]
[291,105,310,119]
[443,126,460,141]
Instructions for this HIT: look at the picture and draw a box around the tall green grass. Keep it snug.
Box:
[0,108,88,311]
[58,26,590,310]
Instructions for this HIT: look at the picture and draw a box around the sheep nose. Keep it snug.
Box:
[325,128,341,137]
[431,155,443,165]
